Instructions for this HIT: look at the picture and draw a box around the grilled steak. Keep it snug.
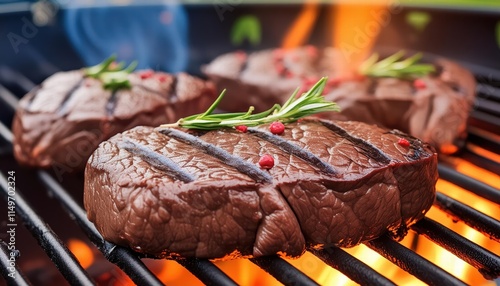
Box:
[203,47,476,154]
[12,70,216,174]
[84,119,438,260]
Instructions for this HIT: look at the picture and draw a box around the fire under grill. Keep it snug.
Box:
[0,65,499,286]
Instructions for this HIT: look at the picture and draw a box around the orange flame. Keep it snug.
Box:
[280,1,395,76]
[281,0,320,49]
[68,239,94,269]
[330,0,393,75]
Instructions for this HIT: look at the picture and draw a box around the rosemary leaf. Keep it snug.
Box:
[359,51,435,79]
[161,77,340,130]
[84,55,138,92]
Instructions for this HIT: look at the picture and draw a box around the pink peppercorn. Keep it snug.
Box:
[259,154,274,169]
[413,79,427,89]
[139,70,154,79]
[235,125,248,133]
[398,138,410,147]
[235,50,247,61]
[269,122,285,135]
[156,74,169,82]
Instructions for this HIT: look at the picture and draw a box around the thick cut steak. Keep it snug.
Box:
[12,70,216,173]
[203,47,476,154]
[84,119,438,260]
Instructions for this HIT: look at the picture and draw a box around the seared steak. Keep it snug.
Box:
[12,70,216,174]
[203,47,476,154]
[84,119,438,260]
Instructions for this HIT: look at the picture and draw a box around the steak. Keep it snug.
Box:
[84,119,438,260]
[12,70,216,174]
[203,47,476,154]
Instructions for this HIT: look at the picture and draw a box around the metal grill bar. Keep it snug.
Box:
[0,241,31,286]
[175,259,238,286]
[250,256,319,286]
[0,120,13,143]
[476,83,500,102]
[366,236,467,286]
[0,173,95,286]
[474,97,500,116]
[411,217,500,279]
[438,164,500,204]
[0,84,19,110]
[309,247,396,286]
[435,192,500,243]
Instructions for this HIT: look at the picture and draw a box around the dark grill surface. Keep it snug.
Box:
[0,66,499,286]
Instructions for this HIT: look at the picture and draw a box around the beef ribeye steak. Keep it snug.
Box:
[84,119,438,260]
[203,47,476,154]
[12,70,216,172]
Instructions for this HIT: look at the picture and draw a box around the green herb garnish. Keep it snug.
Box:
[359,51,435,79]
[84,55,138,91]
[161,77,340,130]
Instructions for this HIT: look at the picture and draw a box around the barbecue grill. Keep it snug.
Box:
[1,2,500,285]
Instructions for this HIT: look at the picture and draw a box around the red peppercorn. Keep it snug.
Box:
[259,154,274,169]
[275,63,285,75]
[235,50,247,61]
[155,73,169,82]
[269,121,285,135]
[398,138,410,147]
[303,76,318,86]
[139,70,154,79]
[326,77,341,87]
[235,125,248,133]
[413,79,427,89]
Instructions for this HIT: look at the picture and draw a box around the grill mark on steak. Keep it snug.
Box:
[135,84,165,97]
[118,138,196,183]
[24,86,41,109]
[57,78,85,115]
[105,90,119,117]
[158,128,273,184]
[319,120,392,164]
[248,128,337,175]
[239,58,249,75]
[367,78,378,95]
[168,75,178,100]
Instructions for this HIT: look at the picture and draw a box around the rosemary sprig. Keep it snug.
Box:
[359,51,435,79]
[84,55,138,91]
[161,77,340,130]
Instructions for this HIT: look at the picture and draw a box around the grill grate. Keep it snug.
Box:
[0,70,499,285]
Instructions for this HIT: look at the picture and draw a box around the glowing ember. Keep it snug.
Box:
[67,239,94,269]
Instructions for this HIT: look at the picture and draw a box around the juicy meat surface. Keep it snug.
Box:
[203,47,476,153]
[12,70,216,173]
[84,119,438,260]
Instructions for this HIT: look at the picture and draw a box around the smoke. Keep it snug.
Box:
[62,1,188,72]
